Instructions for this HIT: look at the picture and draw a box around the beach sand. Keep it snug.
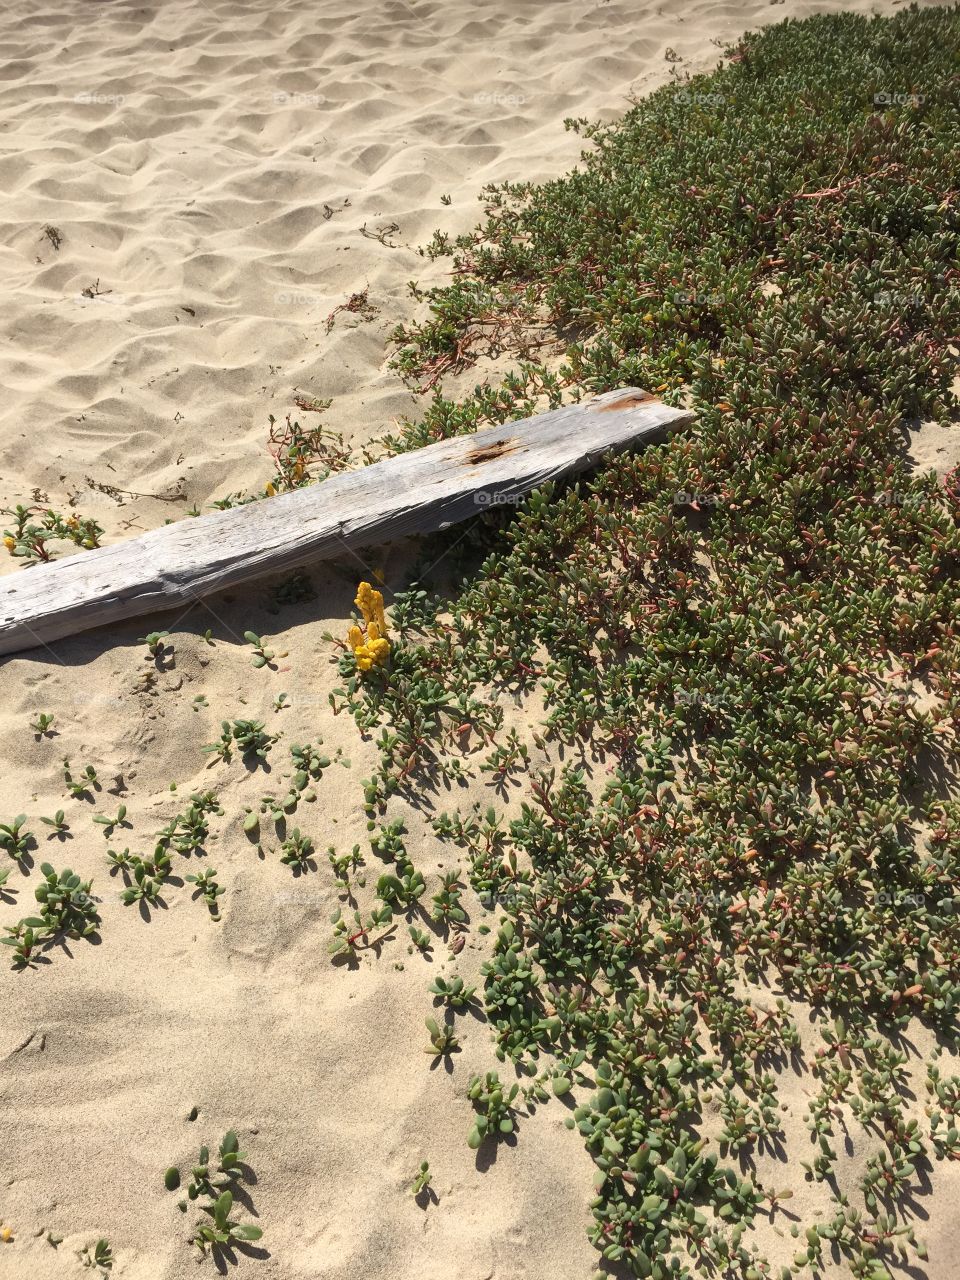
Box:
[1,0,956,1276]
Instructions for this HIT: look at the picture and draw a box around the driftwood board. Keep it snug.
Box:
[0,388,694,656]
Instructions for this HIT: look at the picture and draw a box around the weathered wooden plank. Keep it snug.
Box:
[0,388,694,656]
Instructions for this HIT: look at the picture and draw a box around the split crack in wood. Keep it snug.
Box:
[465,439,519,465]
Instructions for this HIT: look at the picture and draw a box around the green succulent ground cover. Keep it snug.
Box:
[340,7,960,1277]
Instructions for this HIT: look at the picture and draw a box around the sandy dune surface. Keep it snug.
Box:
[0,0,956,1277]
[2,0,944,543]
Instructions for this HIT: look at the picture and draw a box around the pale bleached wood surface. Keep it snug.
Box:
[0,389,694,656]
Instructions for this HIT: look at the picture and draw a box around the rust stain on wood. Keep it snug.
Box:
[592,390,659,413]
[464,438,518,465]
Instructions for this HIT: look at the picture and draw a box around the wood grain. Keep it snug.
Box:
[0,388,694,655]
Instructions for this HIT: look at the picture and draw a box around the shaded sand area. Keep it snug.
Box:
[1,0,958,1277]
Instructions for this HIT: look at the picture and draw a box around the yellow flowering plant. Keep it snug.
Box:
[348,581,391,672]
[2,503,103,564]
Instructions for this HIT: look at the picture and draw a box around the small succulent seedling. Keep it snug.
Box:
[192,1189,262,1253]
[294,740,327,770]
[138,630,170,659]
[376,861,425,912]
[40,810,69,837]
[34,863,99,937]
[186,869,225,918]
[30,712,55,737]
[763,1187,794,1215]
[120,860,164,907]
[78,1238,113,1272]
[63,759,99,799]
[203,723,234,762]
[480,729,530,789]
[327,843,362,892]
[203,719,274,764]
[144,849,173,879]
[168,1131,262,1255]
[430,870,466,927]
[370,818,406,861]
[412,1160,431,1195]
[244,631,277,668]
[157,793,220,856]
[428,975,477,1010]
[466,1072,519,1148]
[329,903,394,956]
[280,828,315,870]
[408,925,433,955]
[425,1016,459,1059]
[0,814,33,861]
[217,1130,245,1178]
[2,919,47,969]
[272,787,300,819]
[92,804,128,837]
[106,847,135,874]
[174,1130,247,1204]
[290,741,331,786]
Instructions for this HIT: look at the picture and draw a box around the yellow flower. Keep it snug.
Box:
[0,1225,12,1243]
[349,583,391,673]
[2,536,15,553]
[265,482,276,496]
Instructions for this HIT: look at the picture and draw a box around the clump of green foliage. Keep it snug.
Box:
[186,868,225,918]
[466,1071,519,1149]
[332,8,960,1277]
[203,719,274,765]
[3,863,100,968]
[2,502,103,564]
[164,1130,262,1256]
[0,814,33,862]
